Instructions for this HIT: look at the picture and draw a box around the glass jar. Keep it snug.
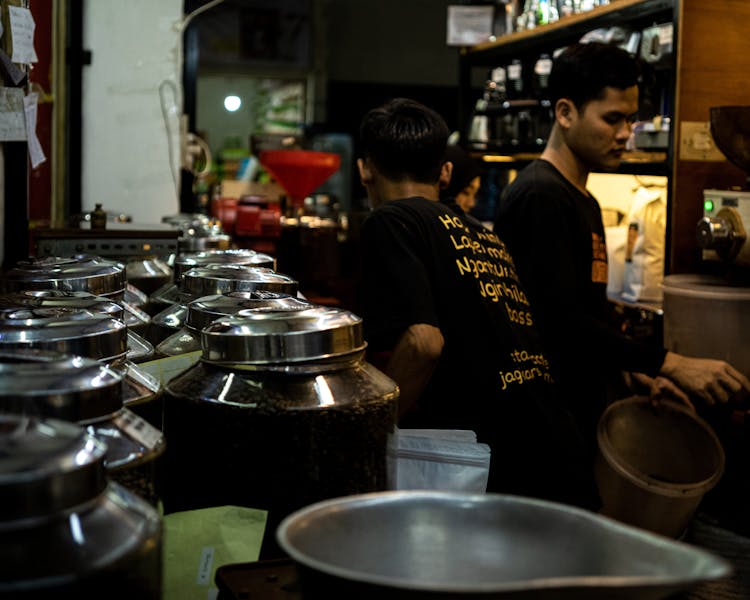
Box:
[0,414,162,598]
[0,255,152,348]
[162,306,399,552]
[149,265,298,346]
[156,291,310,357]
[0,305,161,414]
[0,350,165,505]
[148,248,276,314]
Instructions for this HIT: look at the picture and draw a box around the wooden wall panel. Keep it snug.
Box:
[671,0,750,273]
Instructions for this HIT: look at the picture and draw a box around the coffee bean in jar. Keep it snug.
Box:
[0,349,165,506]
[162,306,399,556]
[0,414,162,598]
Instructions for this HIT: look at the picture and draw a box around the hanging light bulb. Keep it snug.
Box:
[224,95,241,112]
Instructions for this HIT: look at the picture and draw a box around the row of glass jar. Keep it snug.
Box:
[0,248,400,594]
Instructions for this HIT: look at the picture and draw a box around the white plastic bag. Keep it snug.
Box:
[622,185,666,302]
[386,428,491,493]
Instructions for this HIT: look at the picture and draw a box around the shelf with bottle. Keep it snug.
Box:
[465,0,673,62]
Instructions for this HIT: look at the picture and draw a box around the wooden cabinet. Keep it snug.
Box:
[459,0,750,274]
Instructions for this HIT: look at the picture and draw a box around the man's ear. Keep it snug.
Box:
[357,158,372,185]
[439,161,453,190]
[555,98,576,129]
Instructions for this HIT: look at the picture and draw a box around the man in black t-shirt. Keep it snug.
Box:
[494,43,750,453]
[358,98,594,507]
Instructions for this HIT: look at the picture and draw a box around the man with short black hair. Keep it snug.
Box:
[358,97,595,507]
[494,43,750,455]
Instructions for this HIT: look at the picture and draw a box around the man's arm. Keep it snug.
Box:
[384,323,444,418]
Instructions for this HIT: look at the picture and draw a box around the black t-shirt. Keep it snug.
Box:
[360,196,594,506]
[494,160,666,444]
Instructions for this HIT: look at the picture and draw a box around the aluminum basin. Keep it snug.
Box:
[277,491,730,599]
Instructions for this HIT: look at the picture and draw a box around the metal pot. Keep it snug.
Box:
[156,290,310,357]
[162,306,399,555]
[0,414,162,598]
[148,266,298,346]
[277,491,730,599]
[0,349,165,505]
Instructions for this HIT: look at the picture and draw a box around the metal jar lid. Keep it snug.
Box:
[0,290,125,320]
[186,291,311,333]
[174,248,276,279]
[0,306,128,363]
[202,305,365,364]
[0,415,107,520]
[0,350,123,421]
[182,265,298,297]
[0,255,126,297]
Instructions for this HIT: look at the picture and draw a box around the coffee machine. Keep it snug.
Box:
[697,106,750,268]
[663,105,750,536]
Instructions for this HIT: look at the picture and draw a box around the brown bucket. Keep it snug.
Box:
[595,397,725,538]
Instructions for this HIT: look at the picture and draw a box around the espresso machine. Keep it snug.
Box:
[697,106,750,268]
[663,105,750,536]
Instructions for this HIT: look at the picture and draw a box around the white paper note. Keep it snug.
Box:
[9,6,37,64]
[24,92,46,168]
[0,87,27,141]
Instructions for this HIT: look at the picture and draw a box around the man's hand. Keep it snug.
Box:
[660,352,750,406]
[627,371,695,412]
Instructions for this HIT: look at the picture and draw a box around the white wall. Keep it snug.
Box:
[82,0,183,224]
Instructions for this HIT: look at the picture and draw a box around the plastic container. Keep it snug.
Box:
[663,274,750,377]
[595,396,725,538]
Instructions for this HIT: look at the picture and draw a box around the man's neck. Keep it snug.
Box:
[540,130,590,196]
[370,180,440,208]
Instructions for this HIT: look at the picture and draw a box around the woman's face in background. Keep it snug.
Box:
[455,175,481,213]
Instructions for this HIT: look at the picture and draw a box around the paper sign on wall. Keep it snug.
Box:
[0,87,26,141]
[8,6,37,64]
[24,92,46,168]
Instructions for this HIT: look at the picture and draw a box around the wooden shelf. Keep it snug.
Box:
[472,150,669,176]
[462,0,674,63]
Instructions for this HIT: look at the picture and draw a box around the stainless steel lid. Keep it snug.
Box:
[174,248,276,279]
[0,306,128,362]
[202,306,365,364]
[186,291,311,332]
[182,265,298,297]
[0,255,126,297]
[0,350,123,421]
[0,290,125,320]
[0,415,107,520]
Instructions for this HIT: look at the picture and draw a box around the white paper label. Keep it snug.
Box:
[196,546,215,585]
[508,63,522,79]
[0,87,26,141]
[113,410,163,450]
[9,6,37,64]
[24,92,46,168]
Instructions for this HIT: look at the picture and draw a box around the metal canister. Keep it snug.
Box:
[162,306,399,555]
[0,414,162,598]
[0,255,151,338]
[156,291,310,357]
[0,349,165,505]
[0,305,161,413]
[148,265,298,346]
[0,290,153,361]
[148,248,276,314]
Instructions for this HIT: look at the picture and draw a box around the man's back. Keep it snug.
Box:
[361,196,592,504]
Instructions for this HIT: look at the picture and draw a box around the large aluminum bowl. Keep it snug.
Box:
[277,491,730,599]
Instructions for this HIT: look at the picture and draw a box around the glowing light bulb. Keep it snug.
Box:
[224,95,241,112]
